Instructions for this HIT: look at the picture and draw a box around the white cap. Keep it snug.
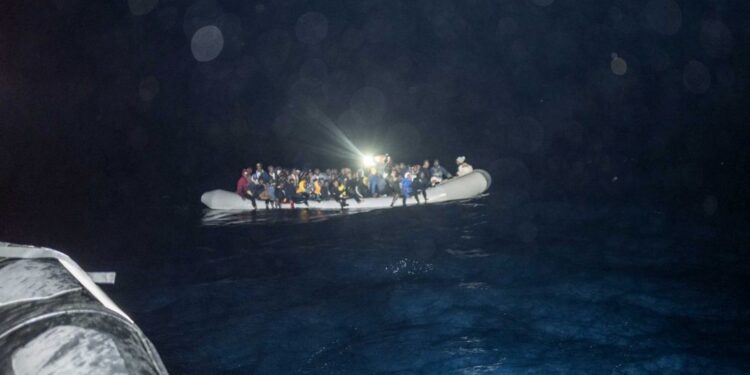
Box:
[456,156,466,164]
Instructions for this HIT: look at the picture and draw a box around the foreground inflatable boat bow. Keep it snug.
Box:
[0,242,168,375]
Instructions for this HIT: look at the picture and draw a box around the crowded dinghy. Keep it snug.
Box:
[201,156,491,211]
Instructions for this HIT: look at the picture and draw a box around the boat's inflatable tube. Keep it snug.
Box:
[0,242,168,375]
[201,169,491,210]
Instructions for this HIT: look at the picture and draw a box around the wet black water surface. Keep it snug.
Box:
[80,195,749,374]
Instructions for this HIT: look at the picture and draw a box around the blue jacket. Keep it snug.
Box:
[400,178,412,197]
[254,170,271,183]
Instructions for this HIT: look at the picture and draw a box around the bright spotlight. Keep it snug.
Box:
[362,154,376,167]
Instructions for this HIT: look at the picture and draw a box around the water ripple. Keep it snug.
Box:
[445,248,490,258]
[385,258,434,275]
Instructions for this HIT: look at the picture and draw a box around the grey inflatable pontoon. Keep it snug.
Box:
[0,242,167,375]
[201,169,492,210]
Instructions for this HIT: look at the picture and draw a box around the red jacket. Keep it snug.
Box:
[236,176,249,196]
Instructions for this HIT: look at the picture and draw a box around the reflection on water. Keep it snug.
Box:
[201,208,368,226]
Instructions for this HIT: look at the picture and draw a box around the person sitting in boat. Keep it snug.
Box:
[327,173,336,197]
[273,173,289,208]
[289,170,296,185]
[305,175,317,201]
[456,156,474,177]
[236,168,257,209]
[430,159,452,185]
[331,179,349,208]
[400,171,421,206]
[320,176,331,200]
[357,169,369,197]
[344,174,362,203]
[236,168,249,195]
[311,177,323,202]
[280,178,294,208]
[252,169,269,204]
[415,162,431,202]
[295,176,310,207]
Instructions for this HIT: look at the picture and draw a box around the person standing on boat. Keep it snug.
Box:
[368,167,379,197]
[416,161,431,201]
[254,163,271,183]
[456,156,474,177]
[401,171,420,206]
[375,154,393,196]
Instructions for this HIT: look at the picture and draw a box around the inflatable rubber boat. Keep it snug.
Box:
[201,169,491,210]
[0,242,168,374]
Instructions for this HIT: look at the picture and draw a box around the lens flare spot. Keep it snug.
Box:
[610,53,628,76]
[191,25,224,62]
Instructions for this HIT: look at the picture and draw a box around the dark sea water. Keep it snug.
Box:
[6,195,750,374]
[99,193,750,374]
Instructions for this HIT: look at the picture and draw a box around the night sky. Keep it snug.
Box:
[2,0,749,226]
